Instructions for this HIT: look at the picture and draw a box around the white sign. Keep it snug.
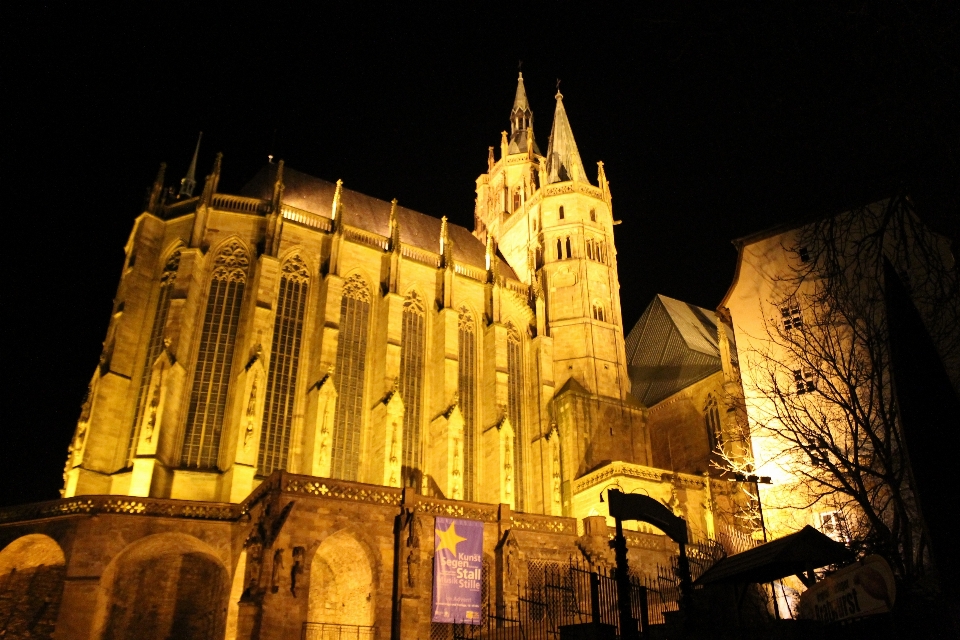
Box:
[798,555,896,623]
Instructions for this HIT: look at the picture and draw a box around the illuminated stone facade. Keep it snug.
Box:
[0,76,752,639]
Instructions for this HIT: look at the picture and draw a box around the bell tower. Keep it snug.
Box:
[474,83,630,400]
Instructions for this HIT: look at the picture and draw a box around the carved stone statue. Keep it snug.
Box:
[290,546,305,597]
[271,547,284,593]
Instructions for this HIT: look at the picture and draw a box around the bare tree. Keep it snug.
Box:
[744,194,957,587]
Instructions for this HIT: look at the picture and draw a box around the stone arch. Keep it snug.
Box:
[91,533,230,640]
[0,534,66,639]
[306,529,378,631]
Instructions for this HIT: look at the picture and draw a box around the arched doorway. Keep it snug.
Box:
[93,533,229,640]
[0,534,66,639]
[307,531,376,637]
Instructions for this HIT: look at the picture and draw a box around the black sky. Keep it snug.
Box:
[3,2,956,507]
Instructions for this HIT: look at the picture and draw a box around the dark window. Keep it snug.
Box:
[182,241,248,469]
[400,292,426,487]
[794,369,816,394]
[565,237,572,259]
[557,238,563,260]
[590,208,596,222]
[332,275,371,480]
[559,206,565,220]
[781,302,803,330]
[798,247,810,263]
[458,309,477,501]
[258,256,309,476]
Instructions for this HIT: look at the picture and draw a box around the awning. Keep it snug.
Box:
[694,526,854,586]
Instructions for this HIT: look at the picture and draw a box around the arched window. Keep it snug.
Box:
[512,188,521,212]
[128,248,181,466]
[565,237,572,259]
[332,274,371,480]
[704,394,722,453]
[556,238,563,260]
[258,255,310,476]
[506,323,525,510]
[559,206,565,220]
[458,308,477,500]
[592,302,605,322]
[586,240,594,261]
[400,291,425,487]
[182,241,248,468]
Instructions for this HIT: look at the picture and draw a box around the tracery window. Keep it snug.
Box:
[127,248,181,466]
[332,274,371,480]
[704,394,722,453]
[181,240,248,468]
[400,291,425,487]
[458,308,477,500]
[258,255,309,476]
[506,323,525,510]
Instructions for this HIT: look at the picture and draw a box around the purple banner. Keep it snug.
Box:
[432,517,483,624]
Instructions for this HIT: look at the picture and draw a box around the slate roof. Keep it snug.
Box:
[240,164,517,279]
[624,294,736,407]
[545,93,587,184]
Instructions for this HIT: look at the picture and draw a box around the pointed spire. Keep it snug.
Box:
[331,179,343,225]
[439,216,450,264]
[147,163,166,213]
[201,152,223,206]
[597,161,611,203]
[270,159,285,213]
[178,132,202,198]
[388,199,401,252]
[509,73,540,155]
[545,92,586,184]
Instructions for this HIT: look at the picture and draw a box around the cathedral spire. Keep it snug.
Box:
[147,163,166,213]
[545,92,586,184]
[178,132,202,198]
[388,199,401,253]
[509,73,539,155]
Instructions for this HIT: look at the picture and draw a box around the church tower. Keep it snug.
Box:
[474,78,648,491]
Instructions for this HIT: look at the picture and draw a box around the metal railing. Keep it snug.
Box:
[301,623,375,640]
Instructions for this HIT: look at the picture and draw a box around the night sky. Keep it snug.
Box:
[4,3,956,507]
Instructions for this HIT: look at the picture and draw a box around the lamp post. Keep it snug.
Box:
[728,473,783,618]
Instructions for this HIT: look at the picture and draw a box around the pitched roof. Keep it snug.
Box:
[240,164,517,278]
[624,294,735,406]
[694,526,853,585]
[545,92,586,184]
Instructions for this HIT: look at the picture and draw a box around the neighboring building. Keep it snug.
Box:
[720,197,958,575]
[0,76,749,639]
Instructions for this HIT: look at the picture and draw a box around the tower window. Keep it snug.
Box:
[513,188,521,212]
[590,208,596,222]
[557,238,563,260]
[565,237,572,259]
[798,247,810,263]
[558,206,565,220]
[586,240,594,261]
[592,302,606,322]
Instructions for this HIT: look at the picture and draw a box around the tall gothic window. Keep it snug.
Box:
[181,241,248,469]
[556,238,563,260]
[400,291,425,487]
[704,394,721,453]
[258,255,310,476]
[127,248,181,466]
[332,274,371,481]
[458,308,477,501]
[506,323,525,510]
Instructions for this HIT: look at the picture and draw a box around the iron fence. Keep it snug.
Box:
[301,622,375,640]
